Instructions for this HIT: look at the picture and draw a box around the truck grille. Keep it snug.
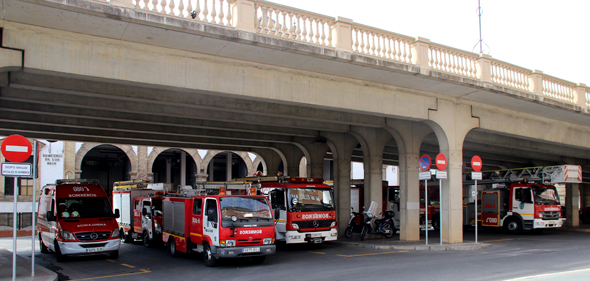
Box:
[293,220,334,229]
[75,231,111,241]
[237,238,262,246]
[542,212,561,220]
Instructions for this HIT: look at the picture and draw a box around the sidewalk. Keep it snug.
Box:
[0,248,57,281]
[335,233,491,251]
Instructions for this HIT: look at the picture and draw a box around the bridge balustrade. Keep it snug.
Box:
[99,0,589,110]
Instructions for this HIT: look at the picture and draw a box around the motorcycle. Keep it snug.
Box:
[344,207,365,238]
[360,210,395,241]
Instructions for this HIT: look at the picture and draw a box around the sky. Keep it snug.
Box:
[268,0,589,85]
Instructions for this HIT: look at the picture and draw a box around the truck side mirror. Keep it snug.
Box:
[114,209,120,219]
[46,211,55,222]
[274,208,280,220]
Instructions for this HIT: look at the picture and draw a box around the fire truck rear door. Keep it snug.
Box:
[481,191,500,227]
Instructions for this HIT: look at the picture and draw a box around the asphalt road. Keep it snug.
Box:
[3,229,590,281]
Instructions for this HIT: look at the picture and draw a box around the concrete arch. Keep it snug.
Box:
[251,154,266,176]
[201,150,254,177]
[146,147,200,174]
[75,143,137,179]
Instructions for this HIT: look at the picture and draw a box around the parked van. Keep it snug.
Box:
[37,179,121,261]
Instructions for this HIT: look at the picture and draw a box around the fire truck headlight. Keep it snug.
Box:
[263,238,274,245]
[291,223,299,229]
[221,240,236,247]
[111,228,120,238]
[330,221,336,227]
[61,230,75,241]
[537,212,544,219]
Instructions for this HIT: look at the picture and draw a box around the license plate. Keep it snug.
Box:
[312,238,322,244]
[242,247,260,253]
[311,233,322,237]
[87,248,103,253]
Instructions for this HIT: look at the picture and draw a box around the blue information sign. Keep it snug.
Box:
[419,154,431,172]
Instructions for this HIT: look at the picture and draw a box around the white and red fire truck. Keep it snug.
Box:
[112,180,165,247]
[37,179,121,261]
[463,165,581,233]
[239,176,338,244]
[161,182,276,267]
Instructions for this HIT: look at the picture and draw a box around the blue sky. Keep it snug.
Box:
[268,0,589,85]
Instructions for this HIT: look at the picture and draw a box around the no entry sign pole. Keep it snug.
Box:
[419,155,431,245]
[435,154,447,245]
[1,135,33,281]
[31,141,38,277]
[471,155,483,244]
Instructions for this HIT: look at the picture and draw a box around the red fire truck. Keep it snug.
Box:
[161,182,276,266]
[37,179,121,262]
[239,176,338,244]
[112,180,165,247]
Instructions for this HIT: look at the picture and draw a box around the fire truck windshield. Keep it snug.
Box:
[532,185,560,205]
[219,196,273,227]
[288,188,334,212]
[56,198,113,219]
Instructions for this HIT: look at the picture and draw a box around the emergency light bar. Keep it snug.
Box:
[56,179,100,185]
[288,177,324,184]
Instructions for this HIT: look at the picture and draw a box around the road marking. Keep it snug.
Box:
[307,251,326,254]
[121,264,135,268]
[337,250,407,257]
[505,267,590,280]
[105,259,116,263]
[480,238,514,242]
[70,269,151,281]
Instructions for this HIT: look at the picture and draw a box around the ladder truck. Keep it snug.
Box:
[161,182,276,266]
[463,165,582,234]
[238,176,338,244]
[112,180,166,247]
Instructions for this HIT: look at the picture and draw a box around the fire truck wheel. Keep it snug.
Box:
[203,244,219,267]
[344,226,354,238]
[433,218,440,231]
[167,238,181,257]
[54,240,65,262]
[504,218,522,234]
[122,229,133,243]
[143,231,152,248]
[251,256,266,264]
[360,226,368,241]
[39,234,48,254]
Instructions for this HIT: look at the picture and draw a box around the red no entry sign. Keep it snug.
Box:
[1,135,32,163]
[435,154,447,170]
[471,155,482,172]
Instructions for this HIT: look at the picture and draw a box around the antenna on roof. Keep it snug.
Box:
[473,0,490,54]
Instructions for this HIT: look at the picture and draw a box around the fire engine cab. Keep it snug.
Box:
[161,182,276,267]
[37,179,121,261]
[239,176,338,244]
[112,180,165,247]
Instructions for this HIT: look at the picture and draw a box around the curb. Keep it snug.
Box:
[333,241,491,251]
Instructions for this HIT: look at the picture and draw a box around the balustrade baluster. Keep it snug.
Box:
[320,20,326,45]
[211,0,217,24]
[218,0,225,25]
[151,0,158,12]
[160,0,167,14]
[203,0,209,22]
[288,13,295,39]
[301,17,308,42]
[187,0,193,19]
[295,16,302,40]
[178,0,184,17]
[360,30,366,54]
[281,12,288,37]
[194,0,201,20]
[225,0,231,26]
[314,19,320,44]
[143,0,149,10]
[353,29,359,52]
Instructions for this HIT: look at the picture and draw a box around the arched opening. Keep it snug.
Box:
[80,145,131,200]
[207,152,248,181]
[152,149,197,190]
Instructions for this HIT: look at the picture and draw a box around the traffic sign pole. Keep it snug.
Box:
[435,153,447,246]
[471,155,482,244]
[31,141,37,277]
[425,178,428,245]
[12,177,17,281]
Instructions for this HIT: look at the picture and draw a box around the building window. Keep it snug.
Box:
[3,178,34,196]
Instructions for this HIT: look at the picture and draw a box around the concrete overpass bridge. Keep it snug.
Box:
[1,0,590,243]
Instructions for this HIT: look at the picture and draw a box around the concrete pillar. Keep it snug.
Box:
[332,17,353,52]
[574,83,588,109]
[528,70,544,96]
[208,158,214,181]
[475,54,493,83]
[294,137,330,178]
[181,151,187,186]
[411,37,431,75]
[110,0,134,8]
[426,100,479,244]
[166,159,172,184]
[225,152,232,181]
[251,148,285,176]
[566,183,580,227]
[137,146,148,180]
[351,127,391,216]
[64,141,76,179]
[385,120,432,241]
[231,0,257,33]
[323,132,358,237]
